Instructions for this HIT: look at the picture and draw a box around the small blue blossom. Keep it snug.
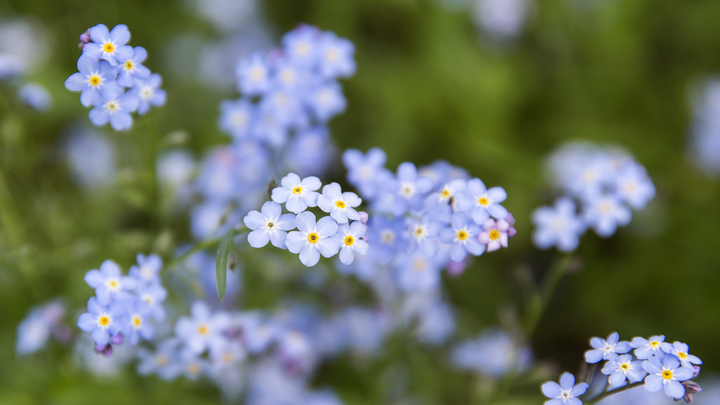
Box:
[82,24,132,66]
[174,301,230,354]
[243,201,296,249]
[457,178,508,224]
[135,283,167,321]
[631,335,666,359]
[452,328,531,378]
[136,339,182,380]
[271,173,321,214]
[283,126,337,177]
[334,222,369,265]
[439,212,485,262]
[114,46,150,87]
[236,52,270,95]
[531,198,585,252]
[584,332,631,363]
[661,341,703,368]
[84,260,136,306]
[18,83,52,111]
[425,179,466,211]
[394,251,443,292]
[642,355,696,399]
[122,299,153,345]
[306,81,346,121]
[318,31,356,78]
[128,253,163,287]
[131,73,166,115]
[219,98,254,140]
[286,212,340,267]
[406,216,443,257]
[65,55,122,107]
[343,148,389,199]
[367,216,408,265]
[317,182,362,223]
[601,354,647,387]
[88,91,139,131]
[260,88,307,129]
[77,297,124,346]
[614,163,656,210]
[282,25,321,67]
[383,162,434,216]
[541,372,589,405]
[582,195,632,237]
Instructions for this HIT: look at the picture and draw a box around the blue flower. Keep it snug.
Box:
[174,301,230,354]
[77,297,124,346]
[383,162,434,216]
[218,98,254,140]
[82,24,132,66]
[18,83,52,111]
[243,201,296,249]
[601,354,647,387]
[282,25,321,67]
[283,126,337,177]
[406,216,443,257]
[642,355,695,399]
[367,216,408,265]
[452,329,531,378]
[273,59,309,91]
[584,332,631,363]
[114,46,150,87]
[531,198,585,252]
[334,222,369,265]
[122,299,153,344]
[136,339,182,380]
[65,55,122,107]
[84,260,136,305]
[582,195,632,237]
[136,283,167,321]
[439,212,485,262]
[541,372,589,405]
[260,89,307,129]
[89,91,139,131]
[425,179,466,211]
[317,182,362,223]
[131,73,166,115]
[343,148,389,199]
[128,253,163,287]
[236,52,270,96]
[318,32,356,78]
[286,212,339,267]
[394,251,443,292]
[306,81,346,121]
[457,178,508,224]
[478,218,510,252]
[661,341,702,368]
[614,163,656,210]
[271,173,321,214]
[631,335,666,359]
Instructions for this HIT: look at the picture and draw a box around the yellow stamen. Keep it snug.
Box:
[99,316,110,326]
[198,325,208,335]
[89,76,100,86]
[344,236,354,246]
[489,230,500,240]
[335,200,346,209]
[478,197,489,206]
[662,370,673,380]
[308,233,319,243]
[103,43,114,53]
[457,230,468,240]
[293,186,302,195]
[125,60,133,70]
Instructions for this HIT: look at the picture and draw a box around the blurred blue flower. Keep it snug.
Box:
[531,198,585,252]
[122,299,153,344]
[65,55,122,107]
[236,52,270,95]
[219,98,254,139]
[18,82,52,111]
[343,148,388,199]
[84,260,136,306]
[175,301,230,354]
[582,195,632,237]
[77,297,124,346]
[132,73,166,115]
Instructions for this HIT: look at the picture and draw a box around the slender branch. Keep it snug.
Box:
[584,382,644,405]
[524,254,574,341]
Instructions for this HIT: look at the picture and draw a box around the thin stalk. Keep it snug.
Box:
[165,226,247,270]
[524,254,574,341]
[584,382,643,405]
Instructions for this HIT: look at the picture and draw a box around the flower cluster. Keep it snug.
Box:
[339,148,517,291]
[16,300,71,354]
[541,332,703,405]
[451,328,533,378]
[244,173,368,267]
[532,142,656,252]
[77,255,167,355]
[65,24,166,131]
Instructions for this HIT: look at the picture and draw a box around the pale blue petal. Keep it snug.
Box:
[541,381,562,398]
[247,229,270,248]
[285,231,307,254]
[65,73,87,91]
[77,313,96,332]
[299,244,320,266]
[664,380,685,399]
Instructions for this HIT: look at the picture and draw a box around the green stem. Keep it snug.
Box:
[165,226,246,270]
[524,254,574,341]
[584,382,643,405]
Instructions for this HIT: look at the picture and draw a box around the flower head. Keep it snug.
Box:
[541,372,589,405]
[601,354,647,387]
[584,332,631,363]
[631,335,666,359]
[132,73,166,115]
[478,218,510,252]
[77,297,124,346]
[438,212,485,262]
[174,301,229,354]
[84,260,136,306]
[286,212,340,267]
[271,173,321,214]
[334,222,369,265]
[643,354,696,399]
[531,198,585,252]
[89,91,139,131]
[114,46,150,87]
[244,201,296,249]
[317,182,362,223]
[65,55,122,107]
[458,178,508,224]
[661,341,702,368]
[82,24,132,65]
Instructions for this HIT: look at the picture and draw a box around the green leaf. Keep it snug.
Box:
[215,229,234,302]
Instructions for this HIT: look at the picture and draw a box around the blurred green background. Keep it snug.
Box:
[1,0,720,403]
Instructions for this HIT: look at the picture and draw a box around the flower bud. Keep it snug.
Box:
[358,211,369,224]
[678,380,702,403]
[110,333,123,345]
[78,29,92,49]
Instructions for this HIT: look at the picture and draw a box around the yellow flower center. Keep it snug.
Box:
[222,352,233,363]
[103,42,115,53]
[266,222,274,228]
[489,230,500,240]
[142,295,154,305]
[293,186,303,195]
[662,370,673,380]
[106,101,119,112]
[89,75,101,86]
[308,233,319,243]
[198,325,209,335]
[414,227,424,236]
[413,258,426,271]
[250,68,264,80]
[381,230,395,243]
[678,352,688,359]
[187,363,200,375]
[650,341,660,348]
[335,200,346,209]
[457,230,468,240]
[109,280,118,288]
[125,60,133,70]
[132,316,141,328]
[155,354,168,366]
[478,197,489,206]
[441,188,451,198]
[344,236,354,246]
[99,316,110,326]
[620,363,630,370]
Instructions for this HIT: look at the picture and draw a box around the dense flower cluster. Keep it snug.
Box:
[65,24,166,130]
[531,142,656,252]
[689,80,720,176]
[451,328,532,378]
[77,255,167,355]
[541,332,703,405]
[339,148,516,290]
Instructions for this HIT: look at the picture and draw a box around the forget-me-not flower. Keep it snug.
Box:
[478,218,510,252]
[439,212,485,262]
[642,355,695,399]
[406,216,443,257]
[425,179,466,211]
[307,82,346,121]
[175,301,230,354]
[601,354,647,387]
[236,52,270,95]
[114,46,150,87]
[82,24,132,66]
[318,32,356,78]
[89,91,139,131]
[286,212,340,267]
[65,55,122,107]
[219,98,254,140]
[84,260,136,306]
[394,251,443,292]
[77,297,124,346]
[531,198,585,252]
[129,253,162,286]
[343,148,388,199]
[317,182,362,223]
[582,195,632,237]
[541,372,589,405]
[458,178,508,224]
[271,173,321,214]
[243,201,296,249]
[584,332,631,363]
[333,222,369,265]
[132,73,166,115]
[661,341,702,368]
[631,335,666,359]
[385,162,434,216]
[122,299,153,345]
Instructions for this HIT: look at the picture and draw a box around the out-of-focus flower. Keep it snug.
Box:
[18,82,52,111]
